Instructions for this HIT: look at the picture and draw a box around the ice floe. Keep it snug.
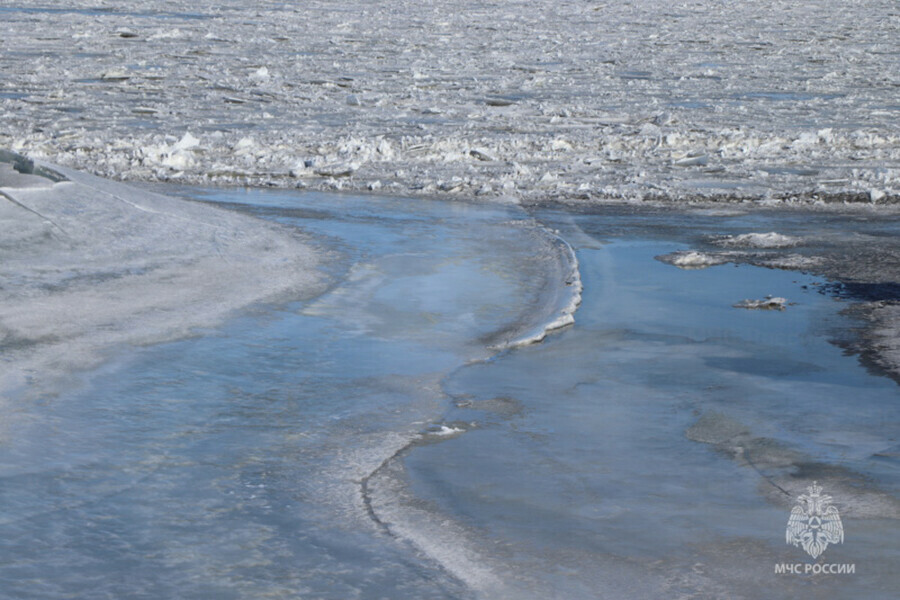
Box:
[713,232,801,248]
[655,250,734,270]
[733,296,790,310]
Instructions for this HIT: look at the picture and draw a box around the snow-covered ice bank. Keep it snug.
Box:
[0,152,322,402]
[1,0,898,204]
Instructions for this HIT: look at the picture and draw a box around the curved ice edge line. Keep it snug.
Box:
[490,230,583,350]
[359,425,513,597]
[361,229,584,515]
[357,229,584,593]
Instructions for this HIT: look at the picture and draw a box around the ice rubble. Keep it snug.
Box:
[713,232,801,248]
[0,0,898,204]
[0,152,322,400]
[655,250,734,270]
[657,248,823,272]
[732,296,789,310]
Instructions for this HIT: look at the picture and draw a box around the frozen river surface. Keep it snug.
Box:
[1,0,898,203]
[1,180,898,599]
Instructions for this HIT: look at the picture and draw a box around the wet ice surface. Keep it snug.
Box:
[0,154,321,410]
[391,207,900,599]
[1,0,899,203]
[2,182,898,599]
[0,185,574,599]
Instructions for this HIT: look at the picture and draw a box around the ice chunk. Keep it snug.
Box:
[314,163,357,178]
[100,69,130,81]
[733,296,789,310]
[172,132,200,152]
[426,424,466,437]
[469,149,496,162]
[249,66,270,83]
[233,137,258,155]
[655,251,732,270]
[714,232,801,248]
[673,154,709,167]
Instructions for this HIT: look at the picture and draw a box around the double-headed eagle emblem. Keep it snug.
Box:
[786,481,844,559]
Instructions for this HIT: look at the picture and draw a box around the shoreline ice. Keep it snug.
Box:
[0,153,323,405]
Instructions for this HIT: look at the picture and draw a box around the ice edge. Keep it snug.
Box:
[491,230,583,350]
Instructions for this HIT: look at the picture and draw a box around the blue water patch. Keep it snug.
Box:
[397,210,899,598]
